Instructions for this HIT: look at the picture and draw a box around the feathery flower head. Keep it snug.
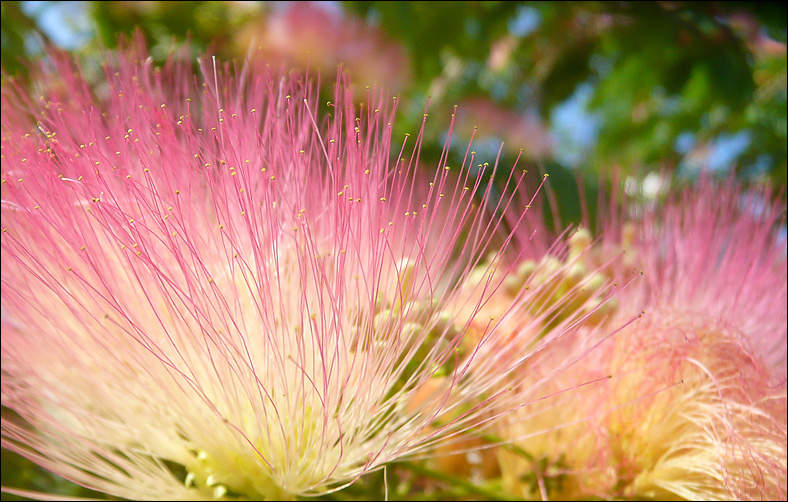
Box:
[603,179,787,501]
[1,43,550,500]
[495,178,788,500]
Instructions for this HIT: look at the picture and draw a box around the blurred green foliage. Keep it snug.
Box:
[90,1,262,60]
[1,1,47,77]
[343,1,786,183]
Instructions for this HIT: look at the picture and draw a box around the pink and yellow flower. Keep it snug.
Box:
[495,180,787,500]
[1,45,557,499]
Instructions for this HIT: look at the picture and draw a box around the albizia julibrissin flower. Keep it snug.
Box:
[494,179,788,500]
[0,45,581,499]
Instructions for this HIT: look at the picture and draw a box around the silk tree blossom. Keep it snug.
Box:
[494,179,788,500]
[0,45,570,500]
[410,183,642,487]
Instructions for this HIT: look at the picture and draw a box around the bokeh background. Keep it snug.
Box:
[1,1,786,499]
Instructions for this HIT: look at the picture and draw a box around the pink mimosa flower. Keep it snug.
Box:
[602,179,787,501]
[1,45,563,500]
[496,179,787,500]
